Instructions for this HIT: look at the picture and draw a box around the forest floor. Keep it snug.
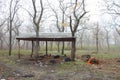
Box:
[0,50,120,80]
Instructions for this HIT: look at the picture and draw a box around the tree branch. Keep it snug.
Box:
[32,0,37,24]
[37,0,44,24]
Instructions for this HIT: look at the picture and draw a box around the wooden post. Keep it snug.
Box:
[71,38,76,61]
[57,42,60,53]
[62,41,64,55]
[18,40,20,59]
[31,41,34,57]
[46,41,48,55]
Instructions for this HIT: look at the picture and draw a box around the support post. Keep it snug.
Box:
[31,41,34,57]
[18,40,20,59]
[46,41,48,55]
[62,41,64,55]
[57,42,60,53]
[71,38,76,61]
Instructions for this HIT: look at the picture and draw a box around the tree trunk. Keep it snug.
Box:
[46,41,48,55]
[80,30,84,49]
[96,34,99,53]
[35,29,39,57]
[0,39,3,49]
[105,31,110,51]
[106,36,110,51]
[9,21,12,56]
[71,40,76,61]
[31,41,34,57]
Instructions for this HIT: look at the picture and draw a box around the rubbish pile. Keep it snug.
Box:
[28,54,72,65]
[81,54,100,65]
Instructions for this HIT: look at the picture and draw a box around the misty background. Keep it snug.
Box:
[0,0,120,52]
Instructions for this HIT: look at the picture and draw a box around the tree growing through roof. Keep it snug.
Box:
[67,0,87,59]
[31,0,44,57]
[69,0,87,37]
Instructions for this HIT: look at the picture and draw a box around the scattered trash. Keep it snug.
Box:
[87,57,100,65]
[116,60,120,62]
[49,59,57,64]
[53,55,60,59]
[16,60,21,62]
[38,56,45,59]
[21,74,34,78]
[12,70,22,77]
[63,57,71,62]
[81,54,91,62]
[7,77,15,80]
[50,70,55,73]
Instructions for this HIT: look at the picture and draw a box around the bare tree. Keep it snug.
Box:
[92,23,100,53]
[13,14,23,36]
[0,20,6,49]
[12,14,23,48]
[69,0,87,37]
[47,0,69,54]
[104,0,120,35]
[8,0,20,55]
[103,26,111,51]
[78,29,85,49]
[31,0,44,57]
[67,0,87,60]
[48,0,68,32]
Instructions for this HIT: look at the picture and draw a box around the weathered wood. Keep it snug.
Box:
[62,41,64,55]
[31,41,34,57]
[71,40,76,61]
[18,40,20,59]
[46,41,48,55]
[16,37,76,60]
[16,37,75,41]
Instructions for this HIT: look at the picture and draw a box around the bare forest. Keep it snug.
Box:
[0,0,120,80]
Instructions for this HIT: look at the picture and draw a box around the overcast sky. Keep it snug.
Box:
[20,0,110,23]
[0,0,115,33]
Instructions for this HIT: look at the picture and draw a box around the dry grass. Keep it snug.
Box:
[0,47,120,80]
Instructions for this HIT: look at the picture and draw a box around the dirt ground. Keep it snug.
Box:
[0,55,120,80]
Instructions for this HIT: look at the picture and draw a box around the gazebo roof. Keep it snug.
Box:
[16,32,72,38]
[16,32,75,41]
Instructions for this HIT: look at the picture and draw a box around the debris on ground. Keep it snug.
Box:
[53,55,60,59]
[63,57,71,62]
[81,54,91,62]
[21,74,34,78]
[116,60,120,62]
[87,57,100,65]
[49,59,57,64]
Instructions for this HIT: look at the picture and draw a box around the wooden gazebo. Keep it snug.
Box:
[16,32,76,61]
